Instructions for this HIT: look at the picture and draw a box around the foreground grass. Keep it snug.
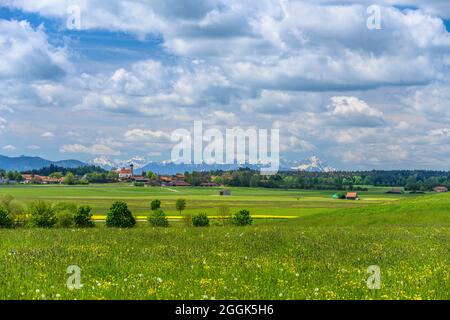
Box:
[0,188,448,300]
[0,222,448,300]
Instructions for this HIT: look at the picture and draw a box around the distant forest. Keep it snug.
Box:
[184,169,450,191]
[1,164,450,191]
[25,164,108,176]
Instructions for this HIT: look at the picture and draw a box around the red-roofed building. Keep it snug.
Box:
[160,176,173,183]
[42,176,63,184]
[118,164,134,180]
[21,174,44,184]
[345,192,359,200]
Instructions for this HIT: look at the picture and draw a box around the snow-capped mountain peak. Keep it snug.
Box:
[290,156,335,172]
[91,156,149,170]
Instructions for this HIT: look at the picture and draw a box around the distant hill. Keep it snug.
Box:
[0,155,86,171]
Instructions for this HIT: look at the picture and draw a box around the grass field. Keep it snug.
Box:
[0,184,415,217]
[0,184,448,300]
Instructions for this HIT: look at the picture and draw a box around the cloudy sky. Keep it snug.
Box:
[1,0,450,170]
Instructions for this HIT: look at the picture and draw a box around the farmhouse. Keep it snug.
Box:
[160,176,173,183]
[41,176,63,184]
[345,192,359,200]
[22,174,43,184]
[166,180,191,187]
[21,174,63,184]
[133,176,150,183]
[118,164,134,180]
[220,189,231,196]
[386,188,403,194]
[175,173,185,179]
[433,186,448,193]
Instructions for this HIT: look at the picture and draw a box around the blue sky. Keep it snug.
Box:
[1,0,450,170]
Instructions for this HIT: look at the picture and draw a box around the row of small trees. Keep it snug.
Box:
[0,195,252,229]
[147,199,252,228]
[0,195,94,229]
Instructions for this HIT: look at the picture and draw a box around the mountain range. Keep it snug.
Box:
[0,154,335,174]
[95,156,335,174]
[0,155,86,172]
[288,156,336,173]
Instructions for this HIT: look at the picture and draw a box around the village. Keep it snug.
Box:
[1,163,448,198]
[0,164,223,188]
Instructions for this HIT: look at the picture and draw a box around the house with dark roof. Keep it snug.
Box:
[220,189,231,196]
[167,180,191,187]
[386,188,403,194]
[433,186,448,193]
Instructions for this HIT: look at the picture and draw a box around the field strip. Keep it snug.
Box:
[92,214,297,221]
[161,187,180,192]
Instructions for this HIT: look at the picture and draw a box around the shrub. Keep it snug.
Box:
[134,182,145,187]
[28,201,57,228]
[176,199,186,214]
[192,213,209,227]
[53,202,77,228]
[182,214,192,227]
[148,209,169,227]
[55,210,74,228]
[53,202,78,214]
[106,201,136,228]
[0,195,25,227]
[232,209,253,226]
[0,205,13,228]
[216,205,231,226]
[150,199,161,211]
[74,206,94,228]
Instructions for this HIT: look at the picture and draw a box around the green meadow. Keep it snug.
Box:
[0,184,448,300]
[0,183,412,217]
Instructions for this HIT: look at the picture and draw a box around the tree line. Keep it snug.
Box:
[0,195,252,229]
[184,169,450,191]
